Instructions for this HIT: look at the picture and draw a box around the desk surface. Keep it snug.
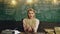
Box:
[20,32,45,34]
[1,30,45,34]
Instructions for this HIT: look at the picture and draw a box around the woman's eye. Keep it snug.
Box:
[32,13,33,14]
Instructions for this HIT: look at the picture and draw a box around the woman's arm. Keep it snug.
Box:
[23,19,27,31]
[33,19,40,32]
[23,19,33,32]
[23,19,32,32]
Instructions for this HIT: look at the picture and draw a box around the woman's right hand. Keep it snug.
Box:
[28,27,33,32]
[24,25,30,31]
[24,26,33,32]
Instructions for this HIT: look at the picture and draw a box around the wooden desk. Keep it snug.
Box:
[20,32,45,34]
[1,30,45,34]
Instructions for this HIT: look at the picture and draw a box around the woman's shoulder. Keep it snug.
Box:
[35,18,40,23]
[23,18,28,21]
[35,18,39,21]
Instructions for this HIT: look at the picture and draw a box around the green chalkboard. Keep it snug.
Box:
[0,0,60,22]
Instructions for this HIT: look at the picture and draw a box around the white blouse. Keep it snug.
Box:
[23,18,40,32]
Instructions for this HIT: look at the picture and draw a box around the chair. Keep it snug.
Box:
[54,27,60,34]
[44,28,55,34]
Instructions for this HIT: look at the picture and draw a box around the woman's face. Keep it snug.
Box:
[28,11,35,19]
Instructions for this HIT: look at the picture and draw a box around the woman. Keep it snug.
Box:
[23,8,39,33]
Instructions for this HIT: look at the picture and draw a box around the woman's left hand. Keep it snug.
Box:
[28,27,33,32]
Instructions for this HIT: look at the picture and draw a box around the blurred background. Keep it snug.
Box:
[0,0,60,22]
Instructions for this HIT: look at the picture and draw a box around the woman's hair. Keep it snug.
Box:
[27,8,35,13]
[27,8,36,18]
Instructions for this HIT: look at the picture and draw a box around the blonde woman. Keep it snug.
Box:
[23,8,39,33]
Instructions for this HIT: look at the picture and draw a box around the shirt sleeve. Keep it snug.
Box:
[34,19,40,32]
[23,19,26,31]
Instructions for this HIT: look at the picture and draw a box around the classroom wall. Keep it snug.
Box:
[0,0,60,22]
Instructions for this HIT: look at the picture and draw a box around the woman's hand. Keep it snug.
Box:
[28,27,32,31]
[24,25,30,31]
[24,25,33,32]
[28,27,33,32]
